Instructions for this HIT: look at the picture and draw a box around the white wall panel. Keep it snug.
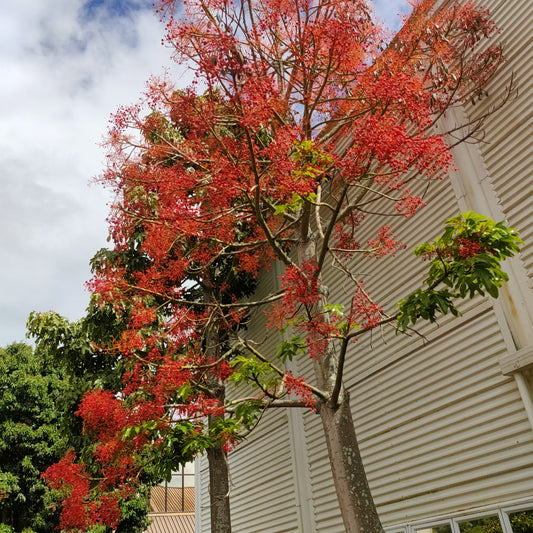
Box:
[464,0,533,283]
[353,309,533,524]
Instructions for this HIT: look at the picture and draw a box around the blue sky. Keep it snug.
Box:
[374,0,413,28]
[0,0,411,346]
[81,0,151,18]
[0,0,175,345]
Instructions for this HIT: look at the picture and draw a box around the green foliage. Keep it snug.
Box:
[509,510,533,533]
[26,311,123,449]
[273,192,317,216]
[232,400,263,429]
[0,343,65,532]
[143,109,184,146]
[208,417,240,441]
[114,484,152,533]
[276,337,306,362]
[0,473,19,495]
[397,288,460,330]
[143,421,205,483]
[291,139,333,179]
[229,355,281,390]
[397,212,522,331]
[459,516,502,533]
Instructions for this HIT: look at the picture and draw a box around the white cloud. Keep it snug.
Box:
[0,0,179,344]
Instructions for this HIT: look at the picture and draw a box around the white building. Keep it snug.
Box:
[196,0,533,531]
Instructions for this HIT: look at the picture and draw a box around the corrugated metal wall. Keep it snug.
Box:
[466,0,533,283]
[227,263,304,532]
[197,1,533,531]
[358,305,533,524]
[147,513,195,533]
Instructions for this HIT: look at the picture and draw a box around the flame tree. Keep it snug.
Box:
[41,0,521,531]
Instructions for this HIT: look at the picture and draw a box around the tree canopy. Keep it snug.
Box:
[0,343,65,532]
[37,0,520,531]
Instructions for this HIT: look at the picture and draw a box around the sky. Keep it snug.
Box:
[0,0,411,346]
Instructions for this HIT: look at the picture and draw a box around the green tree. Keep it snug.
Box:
[0,343,65,532]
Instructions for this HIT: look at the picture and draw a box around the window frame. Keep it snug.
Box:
[150,462,195,513]
[384,502,533,533]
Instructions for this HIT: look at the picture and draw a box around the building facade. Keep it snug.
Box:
[196,0,533,531]
[147,463,195,533]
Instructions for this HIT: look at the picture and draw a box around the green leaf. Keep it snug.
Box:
[276,337,306,362]
[233,401,262,429]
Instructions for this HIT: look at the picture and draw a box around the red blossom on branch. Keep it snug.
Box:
[456,237,484,258]
[366,225,405,256]
[348,282,384,330]
[43,451,89,528]
[76,390,127,441]
[283,372,316,409]
[281,261,320,308]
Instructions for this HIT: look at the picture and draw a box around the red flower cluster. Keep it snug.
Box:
[283,371,316,409]
[281,261,320,310]
[44,451,92,531]
[76,390,127,441]
[396,192,427,218]
[367,225,405,256]
[456,237,484,259]
[348,282,383,330]
[43,451,122,532]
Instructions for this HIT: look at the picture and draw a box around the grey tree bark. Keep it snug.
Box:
[318,392,384,533]
[206,432,232,533]
[298,234,384,533]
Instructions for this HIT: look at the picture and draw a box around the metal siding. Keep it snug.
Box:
[322,175,467,383]
[306,102,533,527]
[209,263,304,533]
[463,0,533,283]
[228,409,302,532]
[198,455,211,532]
[354,308,533,524]
[146,513,195,533]
[196,1,533,531]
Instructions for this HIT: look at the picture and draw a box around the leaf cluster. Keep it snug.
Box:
[26,311,124,447]
[229,355,281,391]
[0,343,66,532]
[397,212,522,331]
[276,337,307,363]
[135,421,203,484]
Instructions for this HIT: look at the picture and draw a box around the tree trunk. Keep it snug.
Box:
[318,391,384,533]
[297,237,383,532]
[204,300,232,533]
[206,436,232,533]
